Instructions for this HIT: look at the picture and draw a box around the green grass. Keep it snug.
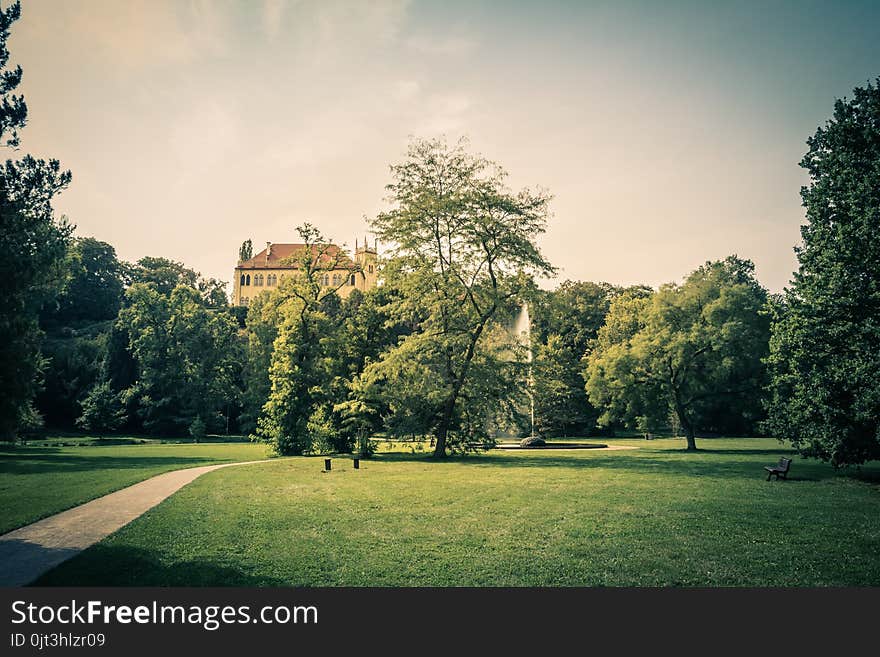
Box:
[0,440,270,534]
[32,437,880,586]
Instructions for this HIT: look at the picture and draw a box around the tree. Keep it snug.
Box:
[585,257,769,450]
[35,238,125,431]
[531,334,593,437]
[118,283,241,435]
[43,237,125,325]
[252,223,354,455]
[765,80,880,466]
[127,256,227,308]
[530,281,650,437]
[37,327,105,429]
[370,138,554,457]
[0,1,25,149]
[239,289,284,434]
[239,239,253,262]
[0,1,73,440]
[76,380,124,436]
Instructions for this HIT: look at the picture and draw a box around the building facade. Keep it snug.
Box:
[233,240,378,307]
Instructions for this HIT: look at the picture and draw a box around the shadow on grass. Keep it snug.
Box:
[372,448,848,482]
[850,469,880,485]
[33,544,287,587]
[0,452,236,476]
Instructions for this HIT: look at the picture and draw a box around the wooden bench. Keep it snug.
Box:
[765,457,792,481]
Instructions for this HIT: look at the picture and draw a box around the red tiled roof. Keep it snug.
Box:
[236,243,355,270]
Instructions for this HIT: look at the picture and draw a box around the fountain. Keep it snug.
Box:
[497,301,607,451]
[513,302,541,445]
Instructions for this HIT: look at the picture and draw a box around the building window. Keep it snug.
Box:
[242,297,249,306]
[322,274,329,286]
[368,264,374,273]
[349,274,355,286]
[246,274,251,286]
[240,274,245,287]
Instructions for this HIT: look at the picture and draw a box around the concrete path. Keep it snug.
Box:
[0,460,265,586]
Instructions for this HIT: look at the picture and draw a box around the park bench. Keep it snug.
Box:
[764,457,792,481]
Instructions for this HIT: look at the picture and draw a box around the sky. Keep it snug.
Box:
[9,0,880,293]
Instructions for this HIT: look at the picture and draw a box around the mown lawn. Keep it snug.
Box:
[34,438,880,586]
[0,440,270,534]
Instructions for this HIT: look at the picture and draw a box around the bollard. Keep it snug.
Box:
[324,458,331,471]
[353,458,360,470]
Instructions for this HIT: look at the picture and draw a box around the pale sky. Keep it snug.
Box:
[9,0,880,293]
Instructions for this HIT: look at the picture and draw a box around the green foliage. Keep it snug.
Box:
[766,80,880,466]
[36,238,125,430]
[532,334,593,436]
[37,327,107,428]
[305,405,337,454]
[44,237,125,325]
[76,380,124,435]
[369,137,554,456]
[530,281,649,436]
[334,397,379,457]
[0,3,72,440]
[252,224,350,455]
[239,291,282,433]
[118,284,241,435]
[188,416,206,443]
[585,257,770,449]
[0,1,24,149]
[127,256,228,308]
[238,239,253,262]
[249,236,410,455]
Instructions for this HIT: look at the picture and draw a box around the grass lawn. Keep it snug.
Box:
[33,437,880,586]
[0,440,270,535]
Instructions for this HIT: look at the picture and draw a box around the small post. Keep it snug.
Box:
[324,458,331,471]
[353,458,360,470]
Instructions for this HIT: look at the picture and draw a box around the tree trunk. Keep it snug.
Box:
[432,426,447,458]
[673,393,698,451]
[683,422,697,451]
[433,393,457,458]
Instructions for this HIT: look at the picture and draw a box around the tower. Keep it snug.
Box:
[354,236,378,291]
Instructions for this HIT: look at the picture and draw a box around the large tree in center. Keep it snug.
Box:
[371,138,554,457]
[252,223,354,455]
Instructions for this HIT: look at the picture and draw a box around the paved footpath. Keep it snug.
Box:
[0,460,265,586]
